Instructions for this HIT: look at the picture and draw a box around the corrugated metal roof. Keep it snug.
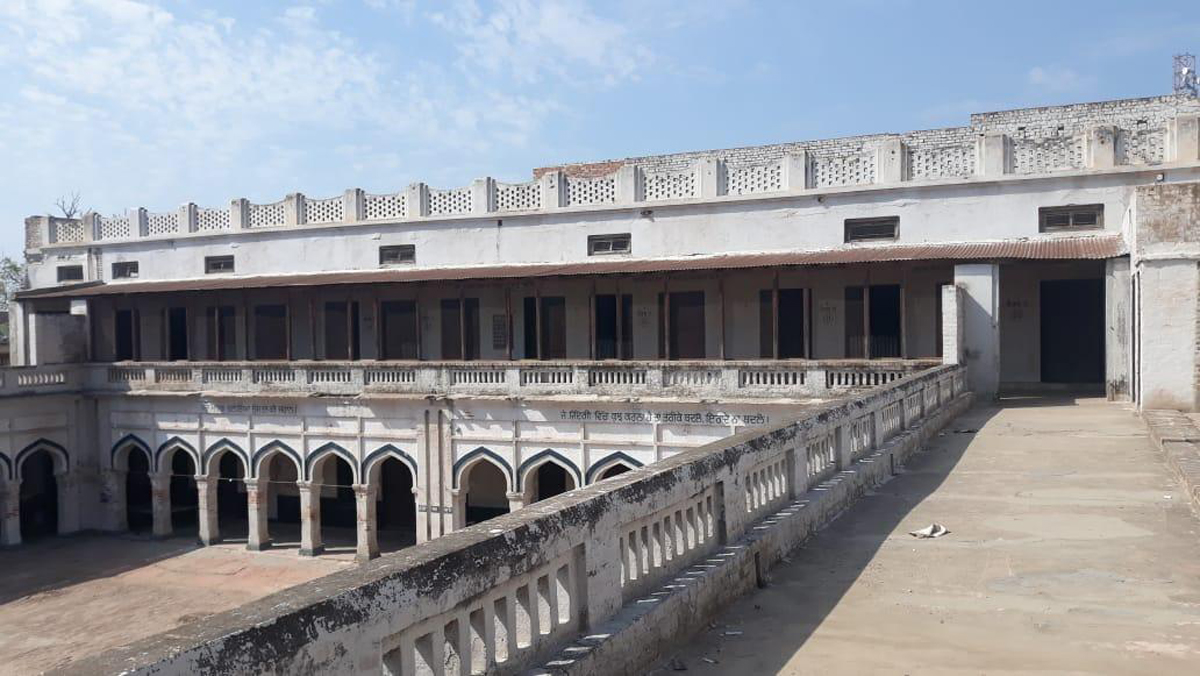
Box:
[18,235,1126,299]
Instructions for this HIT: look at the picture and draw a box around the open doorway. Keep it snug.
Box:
[1041,279,1105,383]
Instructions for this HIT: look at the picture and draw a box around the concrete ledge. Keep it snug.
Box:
[531,392,974,676]
[1142,410,1200,515]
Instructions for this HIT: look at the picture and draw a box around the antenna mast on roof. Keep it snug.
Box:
[1175,53,1198,97]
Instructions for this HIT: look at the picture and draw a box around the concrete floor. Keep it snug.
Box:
[0,532,353,674]
[652,397,1200,675]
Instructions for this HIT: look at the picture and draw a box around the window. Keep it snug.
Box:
[523,296,567,359]
[380,300,419,360]
[440,298,480,360]
[595,294,633,360]
[588,233,631,256]
[206,306,237,360]
[114,309,140,361]
[658,291,706,359]
[379,244,416,265]
[167,307,189,361]
[759,288,807,358]
[844,217,899,243]
[253,305,288,360]
[57,265,83,282]
[1039,204,1103,232]
[324,301,360,360]
[205,255,235,274]
[112,261,139,279]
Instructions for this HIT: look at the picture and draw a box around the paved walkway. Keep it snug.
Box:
[653,397,1200,675]
[0,534,352,674]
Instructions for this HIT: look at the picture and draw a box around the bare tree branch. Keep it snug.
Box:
[54,191,83,219]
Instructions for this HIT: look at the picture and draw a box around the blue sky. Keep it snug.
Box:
[0,0,1196,258]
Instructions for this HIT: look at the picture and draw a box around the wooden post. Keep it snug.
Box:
[615,278,624,360]
[588,279,596,360]
[862,279,871,359]
[505,286,513,361]
[160,306,167,361]
[242,292,251,361]
[663,277,671,361]
[535,283,542,361]
[285,293,293,361]
[415,285,424,361]
[718,275,727,360]
[772,270,780,360]
[373,289,381,360]
[345,295,353,361]
[458,285,466,361]
[309,295,317,360]
[804,287,813,359]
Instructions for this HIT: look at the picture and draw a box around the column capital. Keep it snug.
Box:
[296,480,315,491]
[243,478,262,491]
[506,491,524,500]
[351,483,371,497]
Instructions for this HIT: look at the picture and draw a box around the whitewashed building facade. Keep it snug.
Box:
[3,93,1200,563]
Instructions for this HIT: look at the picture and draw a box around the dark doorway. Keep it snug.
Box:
[760,288,806,358]
[316,456,357,551]
[523,296,567,359]
[168,451,198,534]
[254,305,288,360]
[167,307,188,361]
[115,309,140,361]
[595,294,633,360]
[265,454,301,546]
[845,287,865,358]
[529,463,575,503]
[126,448,153,533]
[216,452,247,540]
[1041,279,1105,383]
[599,463,632,481]
[324,301,360,360]
[380,300,419,360]
[206,306,236,360]
[19,451,58,540]
[440,298,480,360]
[663,291,705,359]
[869,285,902,358]
[464,461,509,526]
[377,458,416,551]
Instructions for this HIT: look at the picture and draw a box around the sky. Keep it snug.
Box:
[0,0,1196,258]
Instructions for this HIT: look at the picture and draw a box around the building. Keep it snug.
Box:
[2,92,1200,572]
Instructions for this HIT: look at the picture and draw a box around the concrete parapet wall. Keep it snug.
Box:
[59,364,967,676]
[542,389,973,676]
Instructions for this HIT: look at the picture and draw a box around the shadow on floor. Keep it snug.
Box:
[654,399,1015,674]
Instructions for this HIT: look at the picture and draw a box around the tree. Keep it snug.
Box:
[0,256,26,315]
[55,191,83,218]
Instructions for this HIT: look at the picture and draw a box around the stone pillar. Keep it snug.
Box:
[150,473,172,538]
[1105,257,1132,402]
[245,479,270,551]
[100,469,127,531]
[1,483,21,546]
[506,491,526,513]
[977,132,1010,176]
[414,487,428,543]
[196,476,219,546]
[298,481,323,557]
[954,263,1001,399]
[875,137,905,183]
[354,484,379,562]
[56,472,80,535]
[834,424,852,471]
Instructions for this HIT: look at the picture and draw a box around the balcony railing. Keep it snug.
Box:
[23,359,943,399]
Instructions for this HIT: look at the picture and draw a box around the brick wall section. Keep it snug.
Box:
[1134,182,1200,252]
[535,94,1200,178]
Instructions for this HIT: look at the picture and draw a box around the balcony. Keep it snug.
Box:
[0,359,940,400]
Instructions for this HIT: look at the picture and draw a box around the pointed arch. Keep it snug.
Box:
[452,447,513,491]
[251,440,303,479]
[110,434,152,471]
[585,452,645,484]
[155,436,199,473]
[0,453,11,482]
[202,438,250,477]
[305,442,360,483]
[15,438,69,477]
[362,444,419,485]
[516,449,582,492]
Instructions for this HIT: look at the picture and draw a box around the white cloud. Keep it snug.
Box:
[1027,65,1091,93]
[428,0,654,86]
[0,0,562,250]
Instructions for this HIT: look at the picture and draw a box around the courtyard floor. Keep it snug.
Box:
[652,397,1200,675]
[0,531,355,674]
